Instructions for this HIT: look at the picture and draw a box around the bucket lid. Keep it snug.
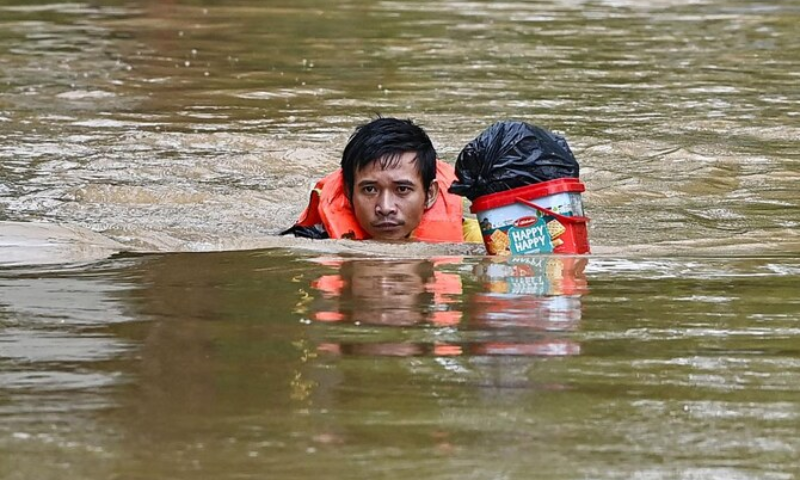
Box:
[470,178,585,213]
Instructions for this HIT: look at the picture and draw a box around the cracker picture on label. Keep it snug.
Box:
[546,219,566,240]
[488,229,511,255]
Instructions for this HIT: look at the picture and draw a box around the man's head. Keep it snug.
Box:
[341,117,439,240]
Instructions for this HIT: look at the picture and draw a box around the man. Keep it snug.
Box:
[284,117,479,242]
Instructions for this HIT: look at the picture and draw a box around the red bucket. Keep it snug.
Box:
[470,178,590,255]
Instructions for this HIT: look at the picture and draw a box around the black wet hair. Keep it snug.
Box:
[341,117,437,200]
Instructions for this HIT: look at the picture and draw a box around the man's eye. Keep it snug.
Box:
[362,186,377,194]
[396,186,412,194]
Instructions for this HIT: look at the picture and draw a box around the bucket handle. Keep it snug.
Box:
[514,197,589,224]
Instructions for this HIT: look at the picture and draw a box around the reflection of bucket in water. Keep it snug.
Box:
[470,178,590,255]
[474,256,588,296]
[471,256,588,329]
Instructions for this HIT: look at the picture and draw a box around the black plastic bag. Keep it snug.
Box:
[448,121,580,200]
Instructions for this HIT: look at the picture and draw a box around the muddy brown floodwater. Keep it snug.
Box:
[1,1,799,479]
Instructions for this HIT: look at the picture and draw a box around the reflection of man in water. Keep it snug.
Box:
[310,257,585,360]
[312,259,444,357]
[314,259,439,327]
[346,260,435,326]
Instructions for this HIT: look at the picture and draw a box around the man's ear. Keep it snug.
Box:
[424,180,440,210]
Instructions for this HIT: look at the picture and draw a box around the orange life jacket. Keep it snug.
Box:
[293,160,464,242]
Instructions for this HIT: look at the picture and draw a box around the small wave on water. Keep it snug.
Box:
[0,222,126,267]
[0,219,489,267]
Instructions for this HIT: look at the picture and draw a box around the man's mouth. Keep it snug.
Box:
[373,221,402,230]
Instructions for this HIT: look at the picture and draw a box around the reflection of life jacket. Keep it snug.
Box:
[292,160,463,242]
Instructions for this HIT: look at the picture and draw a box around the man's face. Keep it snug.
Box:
[351,152,438,241]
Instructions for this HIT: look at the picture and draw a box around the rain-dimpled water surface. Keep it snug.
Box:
[1,0,799,479]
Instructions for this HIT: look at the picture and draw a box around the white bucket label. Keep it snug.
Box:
[508,217,553,254]
[476,190,584,255]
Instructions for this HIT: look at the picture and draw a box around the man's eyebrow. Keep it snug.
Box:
[356,179,417,187]
[393,180,416,187]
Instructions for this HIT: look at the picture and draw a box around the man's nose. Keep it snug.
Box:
[376,192,397,216]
